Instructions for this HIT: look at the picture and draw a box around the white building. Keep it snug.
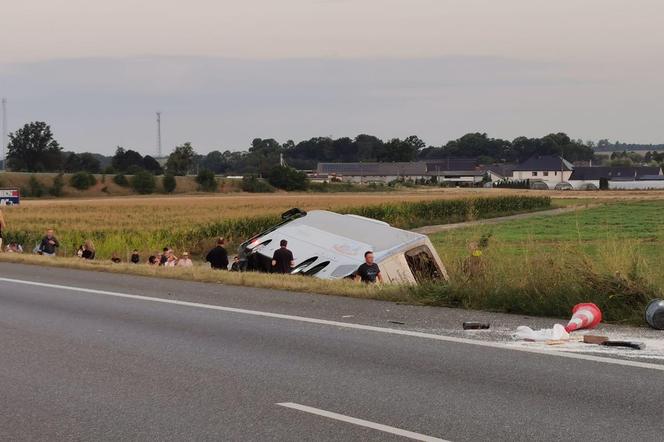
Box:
[511,155,574,188]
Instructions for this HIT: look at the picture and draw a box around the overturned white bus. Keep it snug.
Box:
[238,209,448,284]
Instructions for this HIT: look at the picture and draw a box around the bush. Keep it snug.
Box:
[69,172,97,190]
[131,170,156,194]
[195,169,218,192]
[267,166,308,191]
[49,173,65,197]
[162,174,177,193]
[113,174,129,187]
[28,175,45,197]
[240,175,275,193]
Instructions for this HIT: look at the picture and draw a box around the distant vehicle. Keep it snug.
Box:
[554,182,573,191]
[238,208,448,284]
[0,188,20,205]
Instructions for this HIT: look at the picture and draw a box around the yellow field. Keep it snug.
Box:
[4,188,537,232]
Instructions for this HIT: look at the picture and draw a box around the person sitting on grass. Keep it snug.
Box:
[37,229,60,257]
[111,252,121,264]
[159,247,170,266]
[5,242,23,253]
[130,249,140,264]
[177,252,193,267]
[354,251,383,284]
[165,253,178,267]
[148,255,158,265]
[82,240,95,260]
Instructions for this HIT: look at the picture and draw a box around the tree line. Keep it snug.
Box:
[3,121,616,179]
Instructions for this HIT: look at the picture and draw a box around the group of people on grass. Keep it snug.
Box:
[0,208,382,283]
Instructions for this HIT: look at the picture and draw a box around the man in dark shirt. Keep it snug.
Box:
[206,238,229,270]
[272,239,294,274]
[39,229,60,256]
[355,251,383,284]
[159,247,170,266]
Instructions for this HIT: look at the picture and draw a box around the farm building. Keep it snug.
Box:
[569,166,664,189]
[316,159,486,185]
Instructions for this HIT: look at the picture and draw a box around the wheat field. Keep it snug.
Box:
[4,188,534,232]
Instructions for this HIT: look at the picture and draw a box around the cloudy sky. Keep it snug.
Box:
[1,0,663,154]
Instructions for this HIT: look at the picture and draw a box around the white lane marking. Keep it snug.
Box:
[1,276,663,372]
[277,402,449,442]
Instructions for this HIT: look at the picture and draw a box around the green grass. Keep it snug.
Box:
[422,201,664,323]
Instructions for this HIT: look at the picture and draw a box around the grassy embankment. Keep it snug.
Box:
[422,201,664,324]
[0,193,552,310]
[6,195,660,324]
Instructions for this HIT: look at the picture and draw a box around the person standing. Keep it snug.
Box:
[206,237,229,270]
[354,251,383,284]
[38,229,60,256]
[271,239,294,274]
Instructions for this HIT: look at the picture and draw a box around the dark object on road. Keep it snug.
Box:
[388,320,405,325]
[602,341,646,350]
[463,322,490,330]
[645,299,664,330]
[583,335,608,345]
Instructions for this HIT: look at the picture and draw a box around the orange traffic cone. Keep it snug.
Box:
[565,303,602,333]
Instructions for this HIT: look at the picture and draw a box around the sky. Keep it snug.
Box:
[1,0,663,155]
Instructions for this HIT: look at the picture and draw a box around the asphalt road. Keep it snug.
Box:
[1,262,663,441]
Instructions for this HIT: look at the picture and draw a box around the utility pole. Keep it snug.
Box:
[1,98,6,171]
[156,111,162,158]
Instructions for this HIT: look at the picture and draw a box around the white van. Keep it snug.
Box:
[238,209,448,284]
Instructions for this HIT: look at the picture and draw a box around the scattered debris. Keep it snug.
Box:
[602,341,646,350]
[545,340,568,346]
[583,335,609,345]
[463,322,490,330]
[513,324,570,342]
[565,303,602,332]
[645,299,664,330]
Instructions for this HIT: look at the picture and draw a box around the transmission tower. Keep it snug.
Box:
[156,111,162,158]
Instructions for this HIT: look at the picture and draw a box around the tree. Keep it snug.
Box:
[69,172,97,190]
[49,173,65,197]
[7,121,63,172]
[381,136,424,162]
[162,174,177,193]
[112,147,145,173]
[142,155,163,175]
[63,152,101,173]
[131,170,156,194]
[113,174,129,187]
[354,134,383,161]
[240,175,275,193]
[195,169,218,192]
[267,165,308,191]
[199,150,229,174]
[166,142,196,176]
